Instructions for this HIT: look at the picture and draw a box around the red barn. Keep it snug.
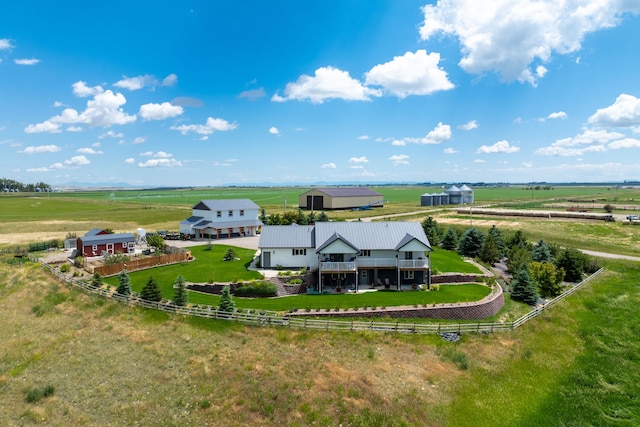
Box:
[77,232,135,257]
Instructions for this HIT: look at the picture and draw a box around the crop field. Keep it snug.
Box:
[1,185,640,426]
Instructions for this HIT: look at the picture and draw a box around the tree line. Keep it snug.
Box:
[421,216,599,305]
[1,178,52,192]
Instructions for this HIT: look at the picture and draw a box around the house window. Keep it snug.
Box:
[404,252,413,260]
[216,211,222,218]
[361,270,368,278]
[404,271,415,280]
[361,250,371,257]
[228,210,233,217]
[92,245,97,251]
[240,210,244,216]
[292,248,307,256]
[122,242,127,248]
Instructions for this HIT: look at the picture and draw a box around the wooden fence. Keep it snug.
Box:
[92,252,191,276]
[36,256,604,336]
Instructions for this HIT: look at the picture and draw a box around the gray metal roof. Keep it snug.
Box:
[315,222,430,251]
[305,187,383,198]
[193,219,262,230]
[192,199,260,211]
[180,215,204,225]
[315,232,359,253]
[259,225,315,248]
[79,233,135,245]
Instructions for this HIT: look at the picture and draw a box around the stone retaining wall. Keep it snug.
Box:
[288,285,504,320]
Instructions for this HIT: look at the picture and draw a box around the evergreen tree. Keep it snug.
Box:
[487,225,506,258]
[218,285,235,312]
[555,248,587,282]
[507,246,532,274]
[172,275,188,306]
[317,211,329,222]
[140,276,162,302]
[223,248,237,261]
[421,216,441,247]
[510,268,539,305]
[91,272,102,288]
[296,208,309,225]
[530,261,565,297]
[116,270,132,296]
[479,232,501,264]
[307,210,317,224]
[458,227,485,258]
[507,230,529,251]
[532,239,553,263]
[441,227,459,250]
[259,208,267,223]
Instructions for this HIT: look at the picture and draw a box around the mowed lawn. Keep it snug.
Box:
[102,244,490,310]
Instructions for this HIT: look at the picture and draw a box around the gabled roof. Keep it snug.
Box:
[85,228,109,236]
[316,232,359,253]
[314,222,430,251]
[304,187,382,198]
[79,233,135,245]
[192,199,260,211]
[259,225,315,248]
[394,233,431,251]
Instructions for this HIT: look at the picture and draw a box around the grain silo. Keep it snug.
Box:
[445,185,463,204]
[460,184,474,204]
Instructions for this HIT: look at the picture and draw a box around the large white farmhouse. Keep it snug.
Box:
[180,199,263,239]
[259,221,432,292]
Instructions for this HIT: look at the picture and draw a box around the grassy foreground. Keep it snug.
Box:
[1,258,638,426]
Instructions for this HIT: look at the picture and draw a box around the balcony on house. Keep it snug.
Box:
[398,258,428,269]
[356,257,397,268]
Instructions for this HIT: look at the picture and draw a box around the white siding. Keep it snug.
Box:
[264,249,317,269]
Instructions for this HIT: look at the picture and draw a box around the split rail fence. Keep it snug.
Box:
[37,257,603,336]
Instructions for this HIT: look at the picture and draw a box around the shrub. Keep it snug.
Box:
[218,285,235,312]
[140,277,162,302]
[74,256,83,268]
[116,270,132,296]
[25,385,55,403]
[234,281,278,297]
[223,248,237,261]
[59,263,70,273]
[288,278,303,285]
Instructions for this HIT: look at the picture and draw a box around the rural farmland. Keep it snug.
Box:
[1,185,639,425]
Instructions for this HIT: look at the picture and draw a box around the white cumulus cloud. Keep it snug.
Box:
[321,162,337,169]
[389,154,410,166]
[608,138,640,149]
[25,90,136,133]
[459,120,478,130]
[476,140,520,154]
[77,147,103,155]
[124,157,135,164]
[171,117,237,136]
[364,50,454,98]
[139,102,184,120]
[419,0,640,85]
[162,73,178,86]
[406,122,452,145]
[19,144,61,154]
[138,158,182,168]
[72,81,104,97]
[0,39,13,50]
[113,74,158,91]
[269,126,280,135]
[272,66,381,104]
[348,156,368,163]
[588,94,640,127]
[443,147,458,154]
[14,58,40,65]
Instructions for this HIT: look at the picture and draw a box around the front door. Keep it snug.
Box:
[263,251,271,268]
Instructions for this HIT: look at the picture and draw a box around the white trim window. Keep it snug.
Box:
[240,210,245,216]
[360,250,371,257]
[292,248,307,256]
[92,244,98,251]
[228,210,233,217]
[216,211,222,218]
[403,270,414,280]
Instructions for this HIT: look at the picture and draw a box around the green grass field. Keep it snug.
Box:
[1,256,638,425]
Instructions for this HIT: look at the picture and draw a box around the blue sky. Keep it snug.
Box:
[2,1,640,187]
